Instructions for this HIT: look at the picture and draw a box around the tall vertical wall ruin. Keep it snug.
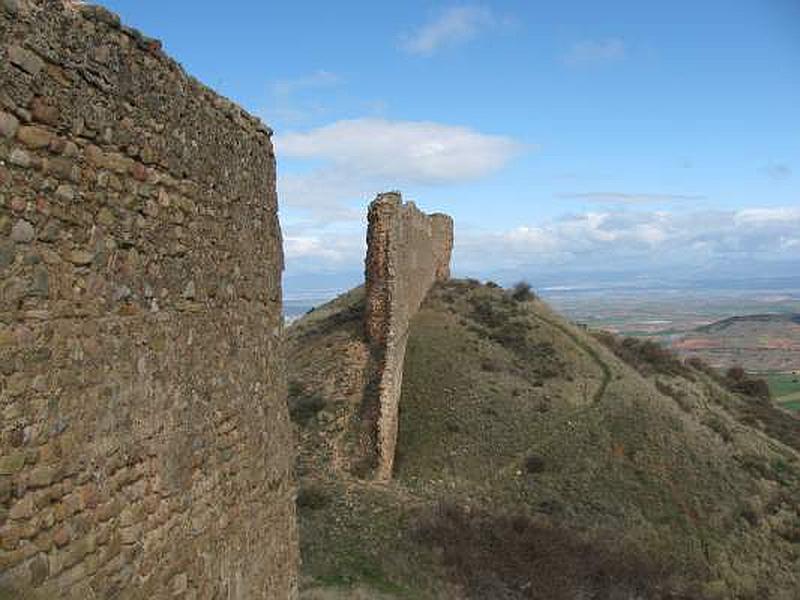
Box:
[364,192,453,480]
[0,2,297,598]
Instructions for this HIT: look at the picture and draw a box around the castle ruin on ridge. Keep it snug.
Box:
[364,192,453,479]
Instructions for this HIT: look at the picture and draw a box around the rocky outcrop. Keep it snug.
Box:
[0,2,297,598]
[364,192,453,480]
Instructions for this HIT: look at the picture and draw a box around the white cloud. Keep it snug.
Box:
[279,202,800,283]
[265,70,342,125]
[285,236,338,261]
[278,169,366,222]
[762,162,792,181]
[734,207,800,225]
[563,38,626,66]
[284,234,362,264]
[271,70,341,98]
[276,118,522,222]
[276,118,522,184]
[282,222,365,275]
[559,192,705,203]
[455,206,800,273]
[400,6,508,56]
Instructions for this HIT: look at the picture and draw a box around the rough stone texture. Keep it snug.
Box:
[364,192,453,480]
[0,2,297,598]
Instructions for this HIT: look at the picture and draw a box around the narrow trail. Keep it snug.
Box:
[491,304,615,483]
[528,306,613,405]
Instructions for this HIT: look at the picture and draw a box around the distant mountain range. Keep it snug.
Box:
[695,313,800,334]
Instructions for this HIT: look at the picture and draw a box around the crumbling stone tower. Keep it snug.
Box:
[0,2,297,598]
[364,192,453,479]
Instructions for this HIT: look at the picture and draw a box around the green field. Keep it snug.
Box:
[766,372,800,412]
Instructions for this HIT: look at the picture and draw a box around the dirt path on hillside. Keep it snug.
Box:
[529,308,612,404]
[489,305,615,483]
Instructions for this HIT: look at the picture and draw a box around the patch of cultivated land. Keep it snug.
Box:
[287,280,800,600]
[670,314,800,373]
[547,288,800,337]
[766,372,800,412]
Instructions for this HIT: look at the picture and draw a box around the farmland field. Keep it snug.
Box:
[766,372,800,412]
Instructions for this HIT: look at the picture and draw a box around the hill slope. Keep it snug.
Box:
[287,280,800,599]
[695,314,800,334]
[671,313,800,372]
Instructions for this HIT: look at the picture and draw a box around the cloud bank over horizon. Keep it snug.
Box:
[456,206,800,271]
[283,205,800,288]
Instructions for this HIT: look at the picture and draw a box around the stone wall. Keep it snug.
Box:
[364,192,453,480]
[0,2,297,598]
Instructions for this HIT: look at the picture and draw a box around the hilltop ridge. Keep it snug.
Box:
[287,195,800,599]
[695,313,800,334]
[288,278,800,599]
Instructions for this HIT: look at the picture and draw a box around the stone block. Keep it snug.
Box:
[10,219,35,243]
[8,45,45,76]
[9,494,35,520]
[28,465,56,488]
[30,97,59,125]
[0,110,19,138]
[0,451,26,475]
[9,148,31,168]
[17,125,52,149]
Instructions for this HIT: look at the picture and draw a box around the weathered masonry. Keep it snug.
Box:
[0,2,298,598]
[364,192,453,480]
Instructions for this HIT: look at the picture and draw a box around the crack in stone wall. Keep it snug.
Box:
[364,192,453,480]
[0,2,298,598]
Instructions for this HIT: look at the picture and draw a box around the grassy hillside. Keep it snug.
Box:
[287,280,800,599]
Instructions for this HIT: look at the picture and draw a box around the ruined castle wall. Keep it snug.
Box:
[364,192,453,480]
[0,2,297,598]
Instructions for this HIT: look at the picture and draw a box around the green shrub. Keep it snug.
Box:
[686,360,799,451]
[592,331,690,378]
[655,379,693,412]
[510,281,536,302]
[524,454,546,474]
[724,367,771,401]
[739,504,761,527]
[778,520,800,543]
[297,484,330,510]
[704,416,733,443]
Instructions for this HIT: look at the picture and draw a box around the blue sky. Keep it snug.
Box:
[99,1,800,293]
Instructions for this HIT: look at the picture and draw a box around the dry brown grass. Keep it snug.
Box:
[415,501,702,600]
